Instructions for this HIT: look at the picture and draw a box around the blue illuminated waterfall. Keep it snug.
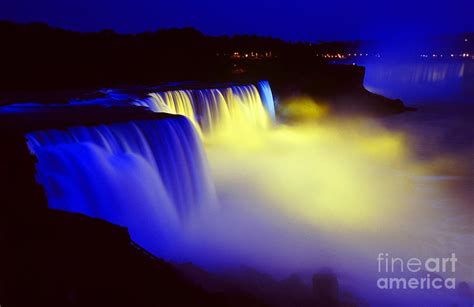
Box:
[257,80,276,119]
[26,116,215,251]
[134,81,276,134]
[23,80,276,258]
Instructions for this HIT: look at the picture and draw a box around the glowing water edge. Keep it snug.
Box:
[134,81,275,136]
[26,82,472,306]
[26,117,216,257]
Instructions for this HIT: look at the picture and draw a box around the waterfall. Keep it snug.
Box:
[26,116,216,252]
[257,80,276,119]
[134,81,276,135]
[20,81,277,259]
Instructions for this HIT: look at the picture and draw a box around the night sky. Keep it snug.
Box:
[1,0,473,41]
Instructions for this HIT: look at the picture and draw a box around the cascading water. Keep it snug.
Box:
[10,78,472,305]
[21,81,276,258]
[134,81,276,135]
[257,80,276,119]
[26,116,215,254]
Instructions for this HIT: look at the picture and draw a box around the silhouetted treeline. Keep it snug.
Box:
[0,22,209,90]
[0,21,346,91]
[1,21,472,93]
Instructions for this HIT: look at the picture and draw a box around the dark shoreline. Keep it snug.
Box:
[0,20,412,116]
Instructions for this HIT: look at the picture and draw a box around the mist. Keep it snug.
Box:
[138,100,473,305]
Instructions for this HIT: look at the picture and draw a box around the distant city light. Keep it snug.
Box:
[465,38,468,42]
[234,45,474,62]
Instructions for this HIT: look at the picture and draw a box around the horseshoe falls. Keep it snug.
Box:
[134,81,276,135]
[26,116,215,255]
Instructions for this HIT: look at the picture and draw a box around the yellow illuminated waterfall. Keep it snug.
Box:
[135,83,273,137]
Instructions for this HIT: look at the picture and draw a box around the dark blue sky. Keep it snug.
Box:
[1,0,473,41]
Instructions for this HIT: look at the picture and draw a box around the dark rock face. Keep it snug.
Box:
[177,263,314,307]
[177,263,368,307]
[312,272,339,306]
[2,209,228,307]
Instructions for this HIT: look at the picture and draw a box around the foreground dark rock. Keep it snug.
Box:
[176,263,366,307]
[2,210,218,307]
[312,271,339,306]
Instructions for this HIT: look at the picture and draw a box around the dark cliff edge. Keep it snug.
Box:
[0,21,411,117]
[246,62,414,117]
